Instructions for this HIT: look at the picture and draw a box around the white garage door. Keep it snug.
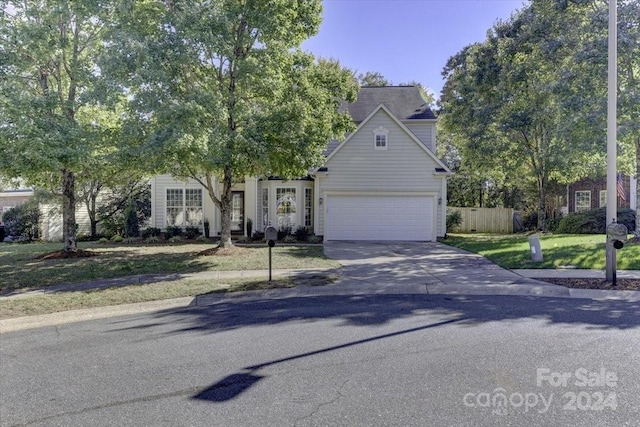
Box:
[325,195,434,241]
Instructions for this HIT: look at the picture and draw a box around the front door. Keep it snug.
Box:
[231,191,244,234]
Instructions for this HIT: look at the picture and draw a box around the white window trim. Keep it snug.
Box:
[262,188,269,229]
[599,190,607,208]
[575,190,591,213]
[166,187,203,228]
[304,188,313,229]
[373,126,389,151]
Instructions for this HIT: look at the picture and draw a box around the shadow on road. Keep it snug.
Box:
[124,292,640,403]
[142,293,640,334]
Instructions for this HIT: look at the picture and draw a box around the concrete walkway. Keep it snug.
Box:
[1,241,638,333]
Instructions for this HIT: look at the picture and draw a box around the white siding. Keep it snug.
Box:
[151,174,216,232]
[318,109,446,237]
[404,122,436,153]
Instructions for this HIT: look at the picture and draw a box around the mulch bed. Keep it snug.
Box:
[535,277,640,291]
[34,249,98,260]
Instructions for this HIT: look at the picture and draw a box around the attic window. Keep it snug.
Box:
[373,126,389,151]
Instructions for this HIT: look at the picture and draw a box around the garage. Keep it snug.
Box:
[325,194,434,241]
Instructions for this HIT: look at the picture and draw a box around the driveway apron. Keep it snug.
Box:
[323,241,570,297]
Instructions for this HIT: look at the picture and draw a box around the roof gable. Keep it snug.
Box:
[344,86,436,123]
[325,104,451,173]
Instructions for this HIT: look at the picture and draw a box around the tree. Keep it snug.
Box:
[357,71,390,87]
[439,0,637,230]
[0,1,115,253]
[105,0,357,248]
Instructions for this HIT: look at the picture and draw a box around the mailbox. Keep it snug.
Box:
[265,226,278,244]
[607,223,628,250]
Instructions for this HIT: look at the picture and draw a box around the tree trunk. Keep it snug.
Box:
[538,174,547,232]
[62,169,77,252]
[636,136,640,238]
[218,165,234,248]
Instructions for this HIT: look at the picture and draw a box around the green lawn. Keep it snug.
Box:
[0,241,340,291]
[442,233,640,270]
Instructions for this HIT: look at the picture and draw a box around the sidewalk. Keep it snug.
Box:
[1,264,638,334]
[514,269,640,280]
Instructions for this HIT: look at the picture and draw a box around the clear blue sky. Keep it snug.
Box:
[301,0,527,99]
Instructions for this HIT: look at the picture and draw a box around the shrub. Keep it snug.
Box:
[140,227,162,239]
[556,208,636,234]
[98,237,109,243]
[2,201,40,241]
[184,226,201,240]
[168,235,182,243]
[124,199,140,237]
[111,234,123,242]
[203,219,210,238]
[545,216,562,233]
[146,236,160,244]
[278,226,292,241]
[196,235,208,242]
[246,218,253,238]
[294,226,309,242]
[446,209,462,233]
[164,225,183,239]
[282,234,297,244]
[308,234,323,244]
[521,211,539,231]
[251,230,265,241]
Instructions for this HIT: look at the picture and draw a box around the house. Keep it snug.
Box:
[0,182,94,241]
[566,175,637,213]
[150,86,453,241]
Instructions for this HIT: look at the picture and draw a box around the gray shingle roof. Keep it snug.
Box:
[344,86,436,123]
[322,86,436,156]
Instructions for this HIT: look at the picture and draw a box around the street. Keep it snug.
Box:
[2,292,640,426]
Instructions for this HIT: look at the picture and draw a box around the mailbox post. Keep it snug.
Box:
[606,220,627,286]
[265,226,278,282]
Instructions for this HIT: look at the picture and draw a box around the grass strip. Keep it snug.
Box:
[0,274,339,320]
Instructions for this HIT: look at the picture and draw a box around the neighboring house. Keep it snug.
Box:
[566,175,637,213]
[0,187,34,216]
[0,185,94,241]
[150,86,453,241]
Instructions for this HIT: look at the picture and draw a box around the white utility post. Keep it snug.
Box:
[605,0,617,282]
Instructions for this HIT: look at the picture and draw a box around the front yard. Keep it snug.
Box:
[442,233,640,270]
[0,241,340,291]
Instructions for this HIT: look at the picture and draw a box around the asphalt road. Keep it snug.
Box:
[2,292,640,427]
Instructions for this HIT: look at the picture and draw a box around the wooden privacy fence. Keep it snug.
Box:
[449,207,514,234]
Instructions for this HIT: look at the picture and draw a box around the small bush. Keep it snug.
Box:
[2,201,40,241]
[164,225,183,239]
[521,211,539,231]
[251,231,265,241]
[446,209,462,233]
[185,226,201,239]
[111,234,123,242]
[196,235,208,242]
[145,236,160,244]
[556,208,636,234]
[278,226,292,241]
[203,219,210,238]
[282,234,297,244]
[308,234,323,244]
[140,227,162,239]
[294,226,309,242]
[545,216,562,233]
[124,199,140,237]
[246,218,253,238]
[168,235,182,243]
[98,237,109,244]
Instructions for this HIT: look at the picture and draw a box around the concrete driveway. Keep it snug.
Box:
[323,241,571,297]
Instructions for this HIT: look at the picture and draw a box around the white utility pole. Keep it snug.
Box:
[605,0,617,282]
